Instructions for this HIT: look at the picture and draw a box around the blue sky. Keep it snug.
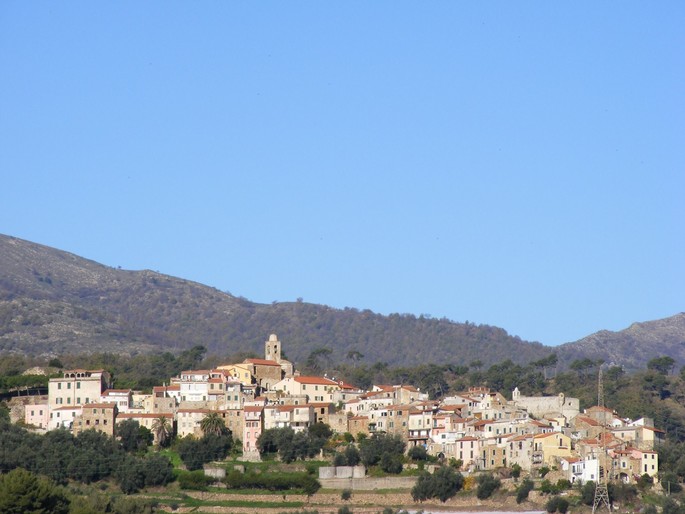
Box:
[1,2,683,346]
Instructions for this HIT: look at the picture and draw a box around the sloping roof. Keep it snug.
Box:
[154,384,180,391]
[118,412,173,419]
[245,358,281,367]
[507,434,533,442]
[534,432,566,439]
[438,404,466,412]
[82,403,115,409]
[642,426,666,433]
[575,415,600,426]
[294,376,339,385]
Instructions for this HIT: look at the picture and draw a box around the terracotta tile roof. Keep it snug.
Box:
[245,358,281,367]
[118,412,173,419]
[530,420,552,427]
[294,376,339,385]
[181,370,211,375]
[507,434,533,442]
[439,404,466,411]
[534,432,562,439]
[243,406,263,413]
[83,403,116,409]
[153,385,180,391]
[575,415,600,426]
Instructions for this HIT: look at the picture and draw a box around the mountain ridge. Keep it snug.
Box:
[557,312,685,370]
[0,233,682,370]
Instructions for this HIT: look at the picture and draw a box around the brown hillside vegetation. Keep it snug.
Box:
[0,234,548,367]
[1,234,683,371]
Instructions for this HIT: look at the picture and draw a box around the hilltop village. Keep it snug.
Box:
[18,334,662,485]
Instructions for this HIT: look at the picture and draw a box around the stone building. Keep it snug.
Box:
[48,369,111,410]
[73,403,117,437]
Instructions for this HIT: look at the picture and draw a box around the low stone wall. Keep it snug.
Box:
[203,466,226,479]
[319,476,417,490]
[318,465,366,480]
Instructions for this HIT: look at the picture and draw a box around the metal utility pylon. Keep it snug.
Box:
[593,367,611,513]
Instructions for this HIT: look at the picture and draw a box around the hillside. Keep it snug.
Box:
[556,313,685,371]
[0,234,549,367]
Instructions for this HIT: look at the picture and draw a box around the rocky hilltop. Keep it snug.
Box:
[556,313,685,370]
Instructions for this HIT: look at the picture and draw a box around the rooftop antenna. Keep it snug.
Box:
[593,366,611,513]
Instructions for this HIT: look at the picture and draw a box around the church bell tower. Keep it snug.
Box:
[265,334,282,362]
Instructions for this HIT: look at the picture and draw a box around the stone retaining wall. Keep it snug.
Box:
[319,476,417,490]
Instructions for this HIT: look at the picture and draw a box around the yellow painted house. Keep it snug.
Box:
[533,431,573,467]
[216,363,254,385]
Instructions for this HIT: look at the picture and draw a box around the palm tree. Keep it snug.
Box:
[200,412,227,437]
[151,415,172,447]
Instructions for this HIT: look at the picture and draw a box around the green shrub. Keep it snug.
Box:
[408,446,428,461]
[516,478,534,504]
[546,496,560,513]
[608,481,638,503]
[177,470,211,491]
[580,481,596,505]
[0,468,69,514]
[476,473,501,500]
[540,479,558,495]
[637,473,653,491]
[224,470,320,493]
[412,466,464,503]
[341,488,352,501]
[333,453,346,466]
[661,472,682,494]
[556,478,572,490]
[448,457,462,469]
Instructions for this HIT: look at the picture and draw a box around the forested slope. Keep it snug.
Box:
[0,234,548,367]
